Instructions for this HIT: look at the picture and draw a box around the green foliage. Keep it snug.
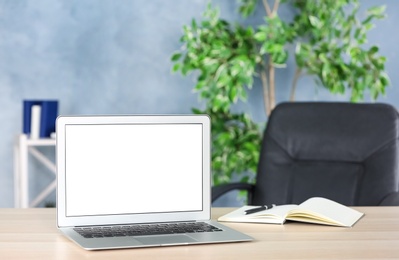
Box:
[238,0,258,18]
[193,108,262,185]
[172,4,260,113]
[292,0,390,101]
[171,1,389,187]
[172,4,262,185]
[172,5,261,185]
[256,16,295,66]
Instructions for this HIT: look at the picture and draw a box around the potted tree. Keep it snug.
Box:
[171,0,389,195]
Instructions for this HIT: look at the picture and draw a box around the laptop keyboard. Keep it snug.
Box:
[74,222,223,238]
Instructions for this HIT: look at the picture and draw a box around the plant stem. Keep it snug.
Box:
[260,69,271,116]
[269,58,276,111]
[262,0,272,16]
[262,0,280,17]
[290,67,302,101]
[272,0,280,14]
[262,0,280,113]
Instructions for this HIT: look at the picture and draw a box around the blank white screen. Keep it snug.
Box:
[65,124,203,217]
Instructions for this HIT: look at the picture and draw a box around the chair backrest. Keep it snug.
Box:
[253,102,399,206]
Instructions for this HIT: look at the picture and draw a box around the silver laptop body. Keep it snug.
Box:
[56,114,252,250]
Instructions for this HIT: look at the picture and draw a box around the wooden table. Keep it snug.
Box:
[0,207,398,259]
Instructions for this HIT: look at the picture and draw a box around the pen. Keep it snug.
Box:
[244,204,276,215]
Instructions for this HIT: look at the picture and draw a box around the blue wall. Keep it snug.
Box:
[0,0,397,207]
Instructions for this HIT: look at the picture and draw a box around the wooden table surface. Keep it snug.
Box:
[0,207,398,259]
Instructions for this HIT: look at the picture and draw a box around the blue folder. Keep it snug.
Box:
[23,100,58,138]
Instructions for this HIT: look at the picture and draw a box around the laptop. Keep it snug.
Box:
[56,114,252,250]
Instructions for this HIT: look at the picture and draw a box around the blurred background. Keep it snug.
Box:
[0,0,397,207]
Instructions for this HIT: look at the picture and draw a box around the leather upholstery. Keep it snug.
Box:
[212,102,399,206]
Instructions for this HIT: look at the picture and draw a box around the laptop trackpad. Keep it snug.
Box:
[136,235,197,245]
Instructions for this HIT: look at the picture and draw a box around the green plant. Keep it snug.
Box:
[171,0,389,188]
[197,108,261,186]
[288,0,390,103]
[171,5,263,187]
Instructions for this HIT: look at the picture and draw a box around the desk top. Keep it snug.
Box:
[1,207,399,259]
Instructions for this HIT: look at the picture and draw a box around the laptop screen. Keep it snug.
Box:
[64,123,203,217]
[57,115,211,227]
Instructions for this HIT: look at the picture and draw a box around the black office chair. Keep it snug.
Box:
[212,102,399,206]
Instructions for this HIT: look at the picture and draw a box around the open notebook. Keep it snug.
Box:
[218,197,364,227]
[56,115,252,250]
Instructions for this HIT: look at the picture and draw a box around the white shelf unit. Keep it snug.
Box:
[14,134,56,208]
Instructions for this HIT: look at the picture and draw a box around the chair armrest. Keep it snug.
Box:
[379,192,399,206]
[211,183,255,203]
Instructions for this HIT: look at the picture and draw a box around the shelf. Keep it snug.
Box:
[24,138,55,146]
[14,134,56,208]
